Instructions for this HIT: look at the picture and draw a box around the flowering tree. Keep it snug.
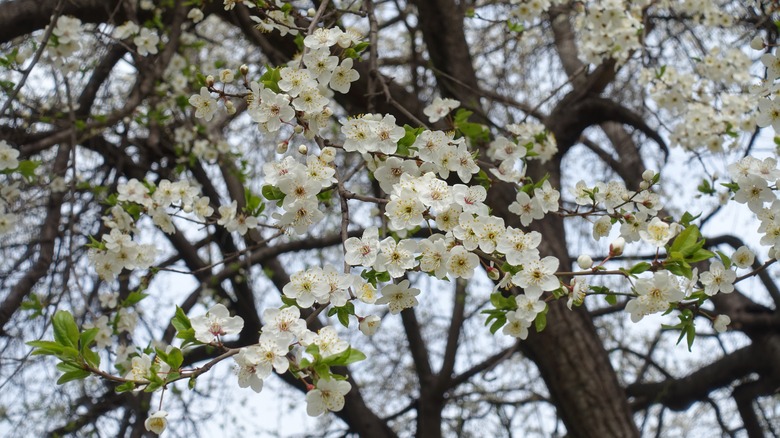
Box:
[1,0,779,436]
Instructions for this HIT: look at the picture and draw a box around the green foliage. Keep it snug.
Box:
[327,302,355,328]
[453,109,489,143]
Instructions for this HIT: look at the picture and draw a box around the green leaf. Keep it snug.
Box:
[488,315,507,334]
[116,381,136,393]
[322,347,366,366]
[717,251,732,269]
[172,306,192,332]
[16,160,40,181]
[259,66,282,93]
[79,328,100,353]
[604,294,617,305]
[57,369,91,385]
[628,262,652,275]
[686,248,715,264]
[28,340,66,356]
[166,347,183,370]
[669,225,700,255]
[121,291,148,308]
[82,348,101,368]
[397,125,423,156]
[261,184,285,201]
[534,305,548,333]
[52,310,80,349]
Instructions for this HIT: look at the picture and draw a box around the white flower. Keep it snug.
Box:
[502,311,531,339]
[508,191,544,226]
[625,271,684,322]
[639,217,676,248]
[423,97,461,123]
[512,256,560,300]
[359,315,381,336]
[190,303,244,344]
[133,28,159,56]
[344,227,380,266]
[234,348,265,393]
[187,8,205,23]
[144,411,168,435]
[306,378,352,416]
[732,246,755,269]
[313,326,348,357]
[375,238,418,278]
[329,58,359,93]
[189,87,218,121]
[283,269,329,308]
[446,246,479,279]
[577,255,593,270]
[376,280,421,314]
[125,353,152,381]
[713,314,731,333]
[699,261,736,296]
[514,295,546,322]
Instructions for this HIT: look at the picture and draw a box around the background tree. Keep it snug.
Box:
[0,0,778,437]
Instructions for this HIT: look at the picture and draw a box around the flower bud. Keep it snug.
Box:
[307,8,316,17]
[577,254,593,270]
[225,100,236,115]
[239,64,249,76]
[298,144,308,155]
[713,314,731,333]
[293,125,304,134]
[642,169,655,182]
[359,315,381,336]
[609,237,625,257]
[206,75,215,87]
[750,36,765,51]
[639,181,649,190]
[486,266,501,280]
[276,142,288,154]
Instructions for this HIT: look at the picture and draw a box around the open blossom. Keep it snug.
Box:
[189,87,218,121]
[446,246,479,279]
[639,217,677,248]
[625,271,685,322]
[144,411,168,435]
[508,191,544,226]
[234,348,265,393]
[191,303,244,343]
[732,246,755,269]
[512,256,560,300]
[502,311,531,339]
[376,280,420,314]
[0,140,19,170]
[359,315,381,336]
[329,57,359,93]
[375,237,418,278]
[306,378,352,416]
[283,268,329,308]
[344,227,379,266]
[133,28,159,56]
[699,261,736,296]
[423,97,460,123]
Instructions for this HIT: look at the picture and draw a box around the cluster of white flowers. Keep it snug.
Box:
[485,122,557,184]
[642,57,754,153]
[0,141,20,235]
[574,0,644,66]
[224,304,354,416]
[50,16,83,58]
[263,154,335,234]
[113,21,160,56]
[89,178,217,279]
